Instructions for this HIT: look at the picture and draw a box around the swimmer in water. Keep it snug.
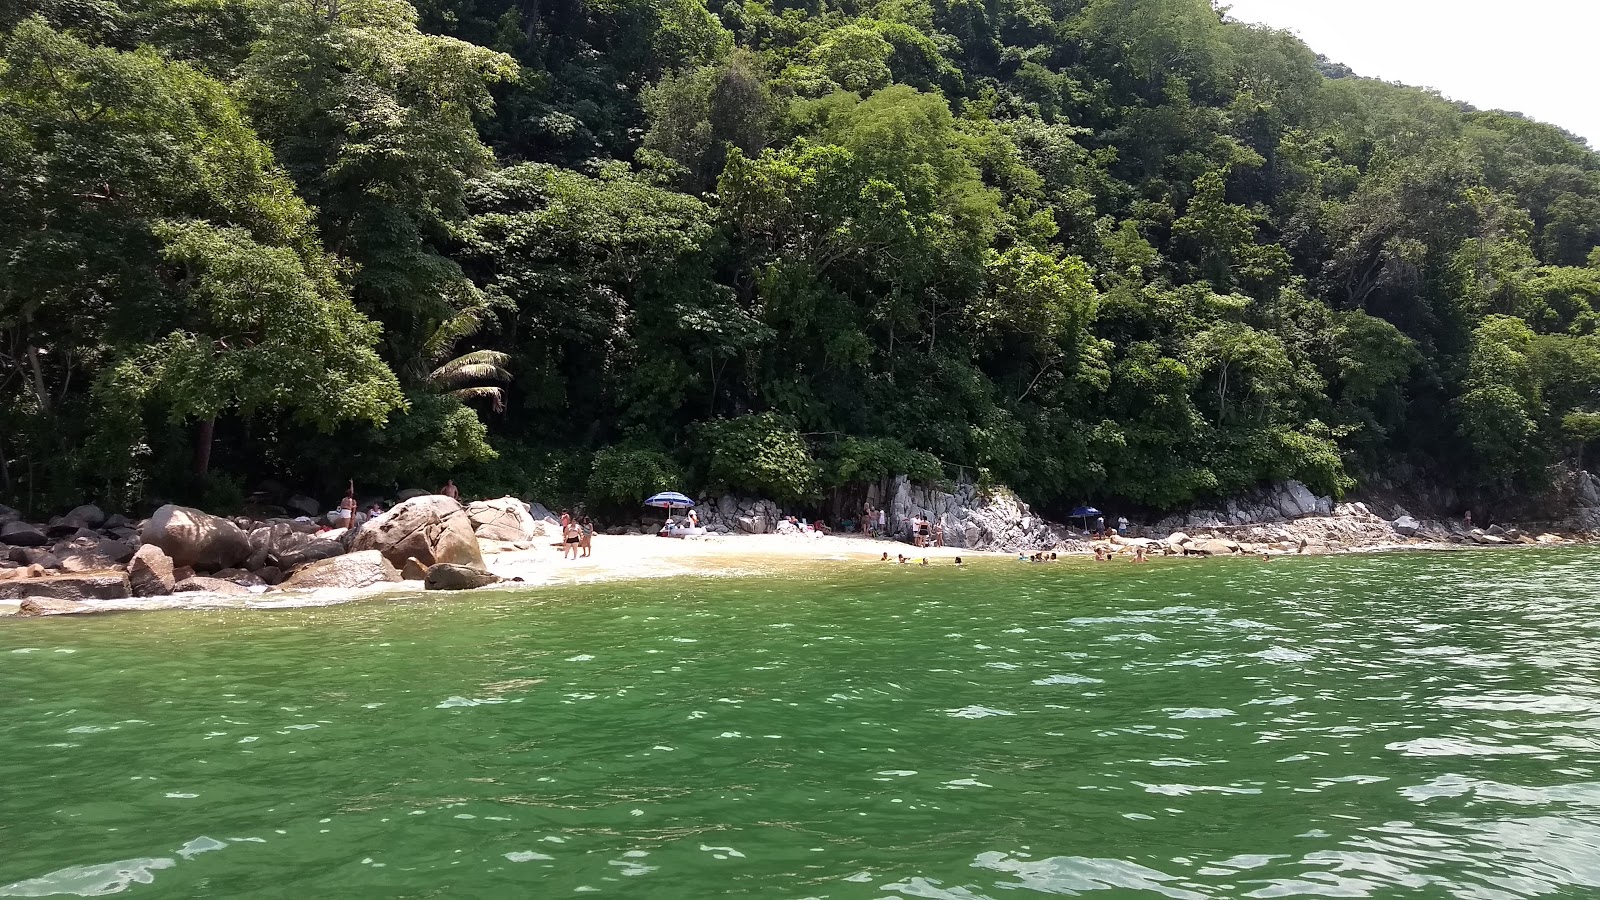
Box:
[881,552,889,561]
[954,557,963,566]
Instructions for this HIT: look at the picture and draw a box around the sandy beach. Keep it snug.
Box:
[484,532,989,586]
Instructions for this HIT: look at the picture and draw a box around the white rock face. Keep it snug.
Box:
[467,497,537,542]
[863,477,1065,552]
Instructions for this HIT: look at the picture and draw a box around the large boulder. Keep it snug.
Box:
[1392,515,1421,537]
[129,544,176,597]
[400,557,428,581]
[1,521,48,547]
[0,503,20,524]
[466,497,536,542]
[247,523,345,572]
[282,550,401,590]
[424,563,502,591]
[736,515,767,535]
[0,572,130,601]
[349,496,484,570]
[141,505,250,572]
[63,504,107,529]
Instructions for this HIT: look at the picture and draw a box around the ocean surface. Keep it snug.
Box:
[2,549,1598,898]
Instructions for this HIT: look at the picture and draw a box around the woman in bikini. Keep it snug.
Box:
[563,517,582,559]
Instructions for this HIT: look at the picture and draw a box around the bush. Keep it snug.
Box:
[588,446,684,508]
[694,413,818,501]
[821,436,942,487]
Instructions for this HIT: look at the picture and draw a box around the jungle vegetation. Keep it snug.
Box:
[3,0,1599,516]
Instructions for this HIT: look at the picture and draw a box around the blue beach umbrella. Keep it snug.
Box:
[645,492,696,531]
[644,491,696,509]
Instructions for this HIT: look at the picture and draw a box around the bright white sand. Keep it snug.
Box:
[484,532,997,586]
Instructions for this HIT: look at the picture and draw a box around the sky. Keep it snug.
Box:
[1220,0,1600,147]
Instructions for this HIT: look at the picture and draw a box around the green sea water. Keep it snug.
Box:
[3,550,1599,898]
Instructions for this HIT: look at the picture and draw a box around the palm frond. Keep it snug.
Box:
[451,385,506,412]
[428,350,512,388]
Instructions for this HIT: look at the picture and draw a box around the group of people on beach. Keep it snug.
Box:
[559,510,594,559]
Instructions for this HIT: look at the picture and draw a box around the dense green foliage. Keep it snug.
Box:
[4,0,1599,515]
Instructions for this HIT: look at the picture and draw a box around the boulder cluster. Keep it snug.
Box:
[0,494,551,613]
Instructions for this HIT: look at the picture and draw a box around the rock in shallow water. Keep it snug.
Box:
[424,564,501,591]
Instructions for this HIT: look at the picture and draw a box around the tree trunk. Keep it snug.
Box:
[26,345,49,416]
[193,417,215,477]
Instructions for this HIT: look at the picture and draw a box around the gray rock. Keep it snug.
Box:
[400,558,428,581]
[466,496,536,542]
[55,537,134,572]
[103,514,132,530]
[424,564,502,591]
[129,544,175,597]
[286,495,322,517]
[141,505,250,571]
[0,572,131,601]
[0,503,20,524]
[63,504,107,529]
[1392,515,1421,537]
[10,547,61,569]
[397,488,432,501]
[349,495,484,570]
[282,550,400,590]
[17,597,97,616]
[1,521,48,547]
[247,523,345,571]
[174,576,251,595]
[211,568,265,587]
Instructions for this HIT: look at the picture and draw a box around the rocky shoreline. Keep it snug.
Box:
[0,494,555,617]
[3,476,1594,618]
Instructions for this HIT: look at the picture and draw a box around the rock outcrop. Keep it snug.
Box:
[140,505,250,572]
[466,497,537,542]
[867,477,1067,552]
[282,550,401,590]
[424,563,502,591]
[349,496,484,569]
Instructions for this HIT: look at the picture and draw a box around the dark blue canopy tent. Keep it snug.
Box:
[1068,505,1102,532]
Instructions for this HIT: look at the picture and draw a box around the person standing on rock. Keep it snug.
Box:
[339,482,358,530]
[441,479,460,501]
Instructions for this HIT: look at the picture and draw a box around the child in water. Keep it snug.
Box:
[954,557,963,566]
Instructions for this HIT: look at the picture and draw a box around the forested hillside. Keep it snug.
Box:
[4,0,1600,517]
